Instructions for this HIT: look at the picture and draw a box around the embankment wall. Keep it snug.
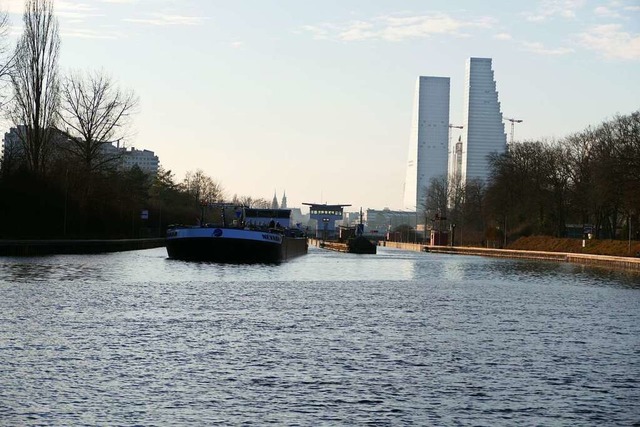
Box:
[0,238,166,256]
[381,241,640,272]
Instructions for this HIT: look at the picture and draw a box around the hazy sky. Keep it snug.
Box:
[2,0,639,211]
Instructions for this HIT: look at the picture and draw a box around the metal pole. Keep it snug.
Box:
[504,215,507,248]
[629,215,632,255]
[63,169,68,237]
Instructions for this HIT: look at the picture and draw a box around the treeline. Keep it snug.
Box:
[0,1,262,239]
[0,164,217,239]
[0,158,275,239]
[424,111,640,246]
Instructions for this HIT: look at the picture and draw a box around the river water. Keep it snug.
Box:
[1,246,639,426]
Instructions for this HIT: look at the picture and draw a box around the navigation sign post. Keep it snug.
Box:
[582,224,593,247]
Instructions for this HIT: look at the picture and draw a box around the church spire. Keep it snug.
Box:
[281,190,287,209]
[271,191,279,209]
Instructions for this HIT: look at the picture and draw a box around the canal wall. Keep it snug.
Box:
[382,241,640,271]
[0,238,165,256]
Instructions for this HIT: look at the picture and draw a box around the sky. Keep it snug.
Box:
[1,0,639,212]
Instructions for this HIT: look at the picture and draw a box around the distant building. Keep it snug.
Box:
[271,191,279,209]
[364,208,418,235]
[2,126,160,175]
[459,57,507,184]
[1,127,25,169]
[101,143,159,175]
[2,126,70,171]
[289,207,308,228]
[403,58,507,215]
[303,203,351,240]
[122,148,159,175]
[403,76,451,211]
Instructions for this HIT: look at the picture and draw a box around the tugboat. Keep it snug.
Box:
[319,208,377,254]
[346,209,377,254]
[166,204,308,263]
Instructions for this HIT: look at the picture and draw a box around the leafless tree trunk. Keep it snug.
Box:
[0,8,16,111]
[58,70,138,173]
[9,0,60,174]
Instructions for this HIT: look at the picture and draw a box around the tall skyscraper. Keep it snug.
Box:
[403,76,450,211]
[459,57,507,184]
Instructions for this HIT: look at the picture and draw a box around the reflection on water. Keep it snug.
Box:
[3,260,107,284]
[0,246,639,425]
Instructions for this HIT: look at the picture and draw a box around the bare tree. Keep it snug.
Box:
[0,8,16,110]
[422,175,450,222]
[10,0,60,173]
[58,70,138,173]
[183,169,224,207]
[231,194,270,208]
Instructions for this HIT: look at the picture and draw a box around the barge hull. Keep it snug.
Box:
[166,236,307,263]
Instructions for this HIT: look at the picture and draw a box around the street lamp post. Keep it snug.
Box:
[322,217,330,242]
[450,223,456,247]
[629,215,632,255]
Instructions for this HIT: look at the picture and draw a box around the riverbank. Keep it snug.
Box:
[509,235,640,257]
[381,241,640,272]
[0,238,165,256]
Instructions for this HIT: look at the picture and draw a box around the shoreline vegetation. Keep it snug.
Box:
[379,236,640,272]
[508,235,640,258]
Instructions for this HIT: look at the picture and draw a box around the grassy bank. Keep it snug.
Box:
[508,236,640,258]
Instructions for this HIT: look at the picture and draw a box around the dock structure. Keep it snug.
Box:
[310,237,377,255]
[303,202,351,241]
[310,239,349,252]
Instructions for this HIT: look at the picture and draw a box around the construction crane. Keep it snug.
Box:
[448,124,463,149]
[504,118,523,145]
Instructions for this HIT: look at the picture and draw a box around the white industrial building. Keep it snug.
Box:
[402,76,451,211]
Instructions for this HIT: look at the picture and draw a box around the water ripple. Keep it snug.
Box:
[0,247,639,425]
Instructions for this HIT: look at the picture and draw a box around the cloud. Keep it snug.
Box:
[299,24,332,40]
[3,1,102,19]
[124,14,208,26]
[594,6,622,18]
[303,13,496,42]
[520,41,574,55]
[576,24,640,60]
[339,20,376,41]
[60,28,121,39]
[1,0,27,14]
[524,0,586,22]
[493,32,512,41]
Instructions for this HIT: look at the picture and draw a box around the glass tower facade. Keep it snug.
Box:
[460,57,507,184]
[403,76,450,211]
